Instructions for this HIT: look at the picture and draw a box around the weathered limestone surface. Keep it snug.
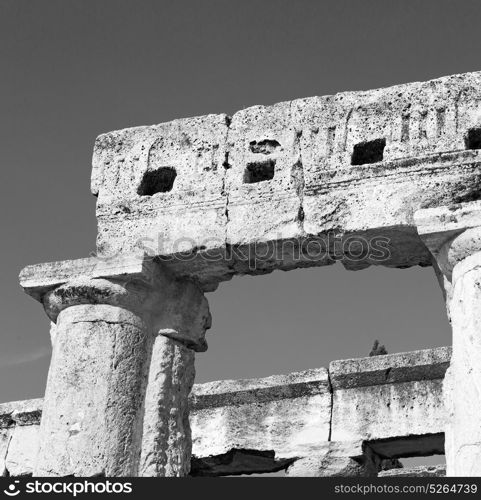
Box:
[93,114,229,290]
[22,72,481,477]
[415,201,481,476]
[445,259,481,476]
[0,429,8,476]
[330,347,449,457]
[35,304,150,476]
[379,465,446,477]
[0,399,42,477]
[92,71,481,290]
[19,256,211,477]
[18,254,157,302]
[190,368,331,475]
[225,102,302,247]
[285,441,380,477]
[0,399,42,428]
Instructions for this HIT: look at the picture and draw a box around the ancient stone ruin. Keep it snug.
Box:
[5,70,481,476]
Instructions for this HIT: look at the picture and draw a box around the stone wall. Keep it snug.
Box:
[0,347,449,477]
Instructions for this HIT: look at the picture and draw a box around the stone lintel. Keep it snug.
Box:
[19,254,157,301]
[92,71,481,289]
[190,368,330,410]
[414,200,481,256]
[379,464,446,477]
[0,399,43,428]
[190,368,331,462]
[329,346,451,390]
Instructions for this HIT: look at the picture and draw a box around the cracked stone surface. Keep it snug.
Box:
[20,70,481,477]
[190,368,331,463]
[92,71,481,290]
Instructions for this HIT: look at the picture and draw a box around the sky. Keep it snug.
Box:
[1,0,476,406]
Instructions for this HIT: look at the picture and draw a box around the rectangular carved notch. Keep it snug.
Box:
[465,128,481,150]
[244,160,275,184]
[351,138,386,165]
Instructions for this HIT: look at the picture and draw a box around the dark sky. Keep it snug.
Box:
[1,0,474,403]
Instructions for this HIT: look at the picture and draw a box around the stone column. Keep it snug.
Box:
[138,280,210,477]
[19,255,210,477]
[415,201,481,477]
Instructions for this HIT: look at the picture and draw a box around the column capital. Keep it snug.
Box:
[19,253,210,352]
[414,201,481,281]
[42,277,152,322]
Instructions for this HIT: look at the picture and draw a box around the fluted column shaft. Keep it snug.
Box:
[20,257,210,477]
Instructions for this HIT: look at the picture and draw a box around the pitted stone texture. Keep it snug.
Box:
[93,115,229,263]
[285,441,380,477]
[139,335,195,477]
[93,72,481,289]
[153,278,211,353]
[20,256,211,352]
[329,346,451,390]
[35,305,151,477]
[0,429,10,476]
[190,368,331,462]
[330,348,449,447]
[225,101,303,246]
[415,200,481,279]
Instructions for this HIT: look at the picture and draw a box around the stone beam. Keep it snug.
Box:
[0,347,450,477]
[330,347,449,456]
[92,71,481,290]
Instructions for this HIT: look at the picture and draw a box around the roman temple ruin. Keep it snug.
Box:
[4,70,481,476]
